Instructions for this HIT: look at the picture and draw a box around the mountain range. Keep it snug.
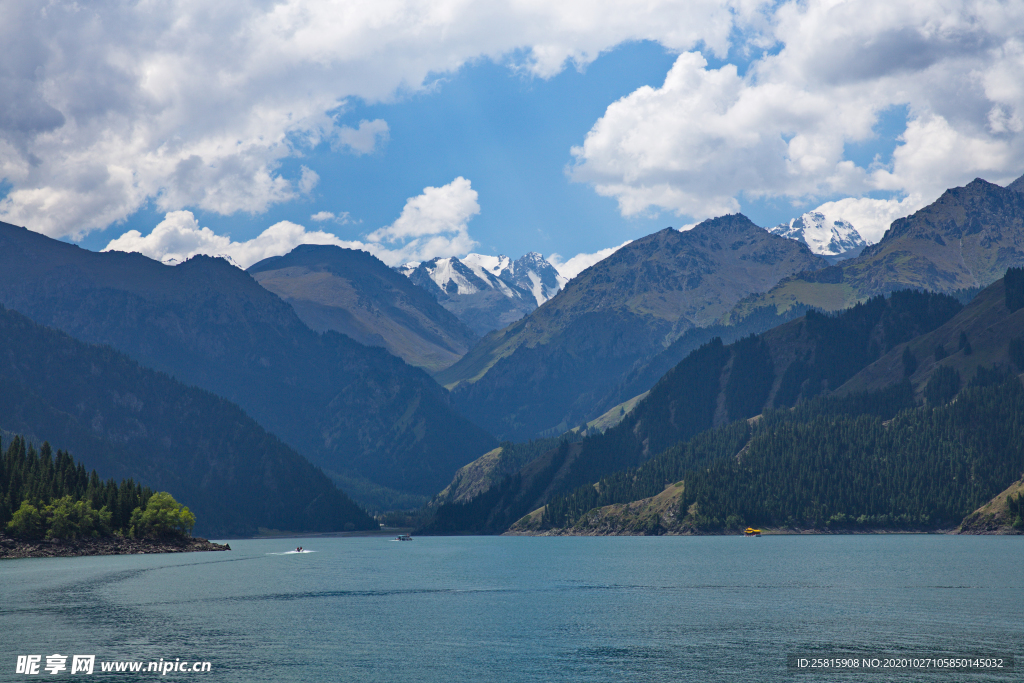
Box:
[4,171,1024,537]
[430,267,1024,535]
[730,176,1024,322]
[436,216,828,440]
[398,252,566,336]
[0,222,495,510]
[248,245,477,372]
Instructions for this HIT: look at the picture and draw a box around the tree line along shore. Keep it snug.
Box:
[0,435,227,559]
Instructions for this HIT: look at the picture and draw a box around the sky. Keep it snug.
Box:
[2,0,1023,276]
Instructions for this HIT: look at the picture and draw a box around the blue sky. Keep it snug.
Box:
[81,41,683,261]
[3,1,1022,273]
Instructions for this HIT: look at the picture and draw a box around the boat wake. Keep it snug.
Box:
[266,550,317,555]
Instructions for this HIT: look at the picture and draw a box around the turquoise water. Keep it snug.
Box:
[2,535,1021,682]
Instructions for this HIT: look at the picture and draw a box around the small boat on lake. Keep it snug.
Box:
[395,534,413,541]
[744,527,762,537]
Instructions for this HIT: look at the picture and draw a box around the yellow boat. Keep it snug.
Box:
[744,527,761,537]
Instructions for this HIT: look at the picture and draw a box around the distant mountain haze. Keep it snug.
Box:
[0,305,375,536]
[0,222,495,509]
[437,217,829,441]
[248,244,478,373]
[398,252,567,336]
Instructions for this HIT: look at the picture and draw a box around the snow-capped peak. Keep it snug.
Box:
[397,251,567,307]
[769,212,866,260]
[462,253,511,281]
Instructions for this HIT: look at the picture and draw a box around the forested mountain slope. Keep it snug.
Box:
[424,287,967,533]
[528,374,1024,534]
[838,269,1024,397]
[0,222,495,508]
[0,305,374,536]
[249,245,477,372]
[438,217,827,441]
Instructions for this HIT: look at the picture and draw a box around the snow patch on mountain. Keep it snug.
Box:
[769,212,866,261]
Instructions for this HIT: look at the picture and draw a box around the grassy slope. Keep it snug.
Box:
[509,482,688,536]
[956,477,1024,534]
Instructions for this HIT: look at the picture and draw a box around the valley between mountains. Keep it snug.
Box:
[4,175,1024,538]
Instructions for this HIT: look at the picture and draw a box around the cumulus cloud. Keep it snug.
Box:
[102,211,360,269]
[6,0,1022,242]
[570,0,1024,230]
[809,195,927,244]
[548,240,632,280]
[0,0,738,239]
[366,177,480,263]
[104,177,483,268]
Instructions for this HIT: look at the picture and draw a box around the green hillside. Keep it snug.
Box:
[531,373,1024,534]
[424,287,968,534]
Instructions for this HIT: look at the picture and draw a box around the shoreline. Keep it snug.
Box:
[0,534,230,559]
[502,527,1005,537]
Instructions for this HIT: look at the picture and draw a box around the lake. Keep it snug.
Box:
[2,535,1020,682]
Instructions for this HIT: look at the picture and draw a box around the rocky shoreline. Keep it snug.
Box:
[0,534,230,559]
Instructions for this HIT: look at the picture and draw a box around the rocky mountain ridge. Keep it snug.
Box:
[436,216,829,441]
[730,175,1024,321]
[398,252,567,335]
[249,245,477,372]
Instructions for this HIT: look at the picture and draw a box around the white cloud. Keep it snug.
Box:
[809,195,926,245]
[548,240,631,280]
[366,177,480,263]
[102,211,360,269]
[0,0,738,239]
[332,119,390,155]
[103,177,483,268]
[570,0,1024,222]
[311,210,358,224]
[5,0,1021,243]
